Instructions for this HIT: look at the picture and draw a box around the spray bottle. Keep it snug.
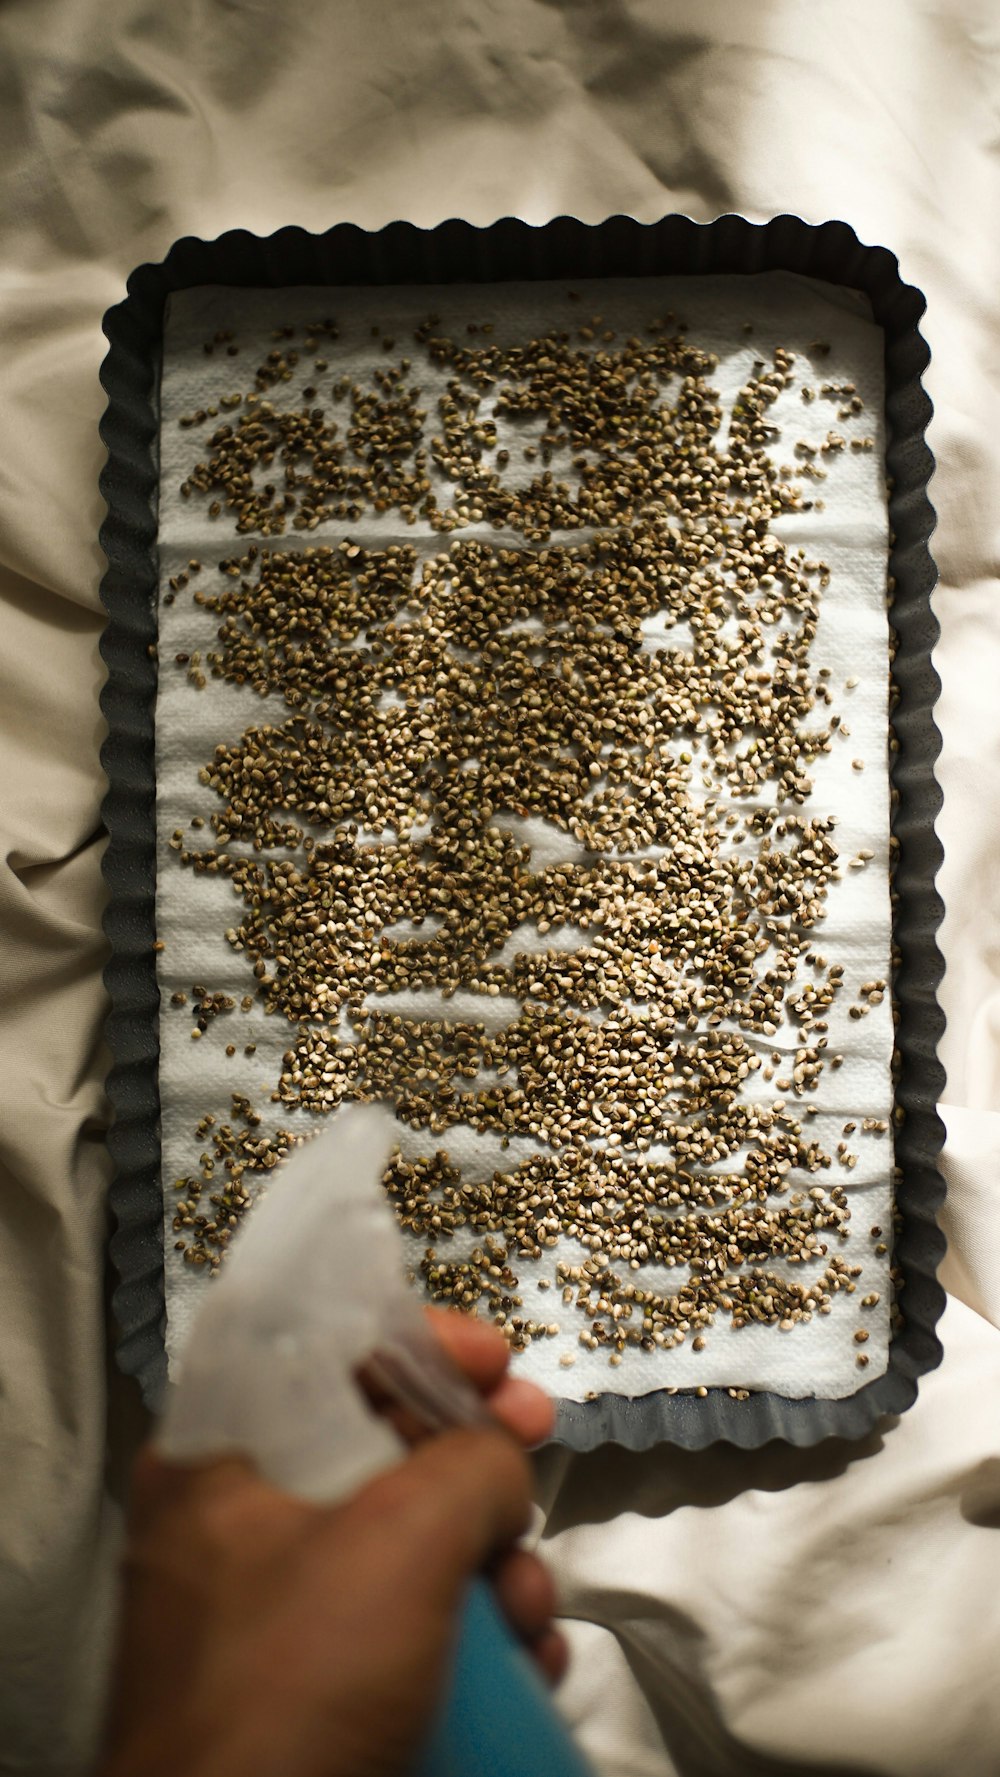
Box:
[158,1103,594,1777]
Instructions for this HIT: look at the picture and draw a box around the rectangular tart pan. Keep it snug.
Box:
[98,212,946,1449]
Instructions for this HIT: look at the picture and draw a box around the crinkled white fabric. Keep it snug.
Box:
[0,2,998,1772]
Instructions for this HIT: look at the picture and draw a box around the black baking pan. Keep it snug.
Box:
[98,212,945,1449]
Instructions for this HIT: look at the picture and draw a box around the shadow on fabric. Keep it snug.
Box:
[536,1420,895,1533]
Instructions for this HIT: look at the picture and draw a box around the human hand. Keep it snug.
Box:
[99,1310,565,1777]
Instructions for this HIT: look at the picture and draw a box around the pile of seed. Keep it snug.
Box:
[164,301,893,1368]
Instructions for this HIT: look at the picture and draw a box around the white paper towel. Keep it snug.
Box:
[155,273,893,1400]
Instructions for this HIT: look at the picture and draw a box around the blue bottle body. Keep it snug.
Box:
[412,1578,594,1777]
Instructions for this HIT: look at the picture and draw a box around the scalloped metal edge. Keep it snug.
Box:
[98,212,946,1448]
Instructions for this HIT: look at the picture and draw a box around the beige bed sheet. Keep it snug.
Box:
[1,1,998,1771]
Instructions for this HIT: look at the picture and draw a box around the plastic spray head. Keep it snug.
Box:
[157,1104,485,1501]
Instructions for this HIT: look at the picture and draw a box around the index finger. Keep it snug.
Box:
[426,1309,554,1447]
[424,1307,511,1389]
